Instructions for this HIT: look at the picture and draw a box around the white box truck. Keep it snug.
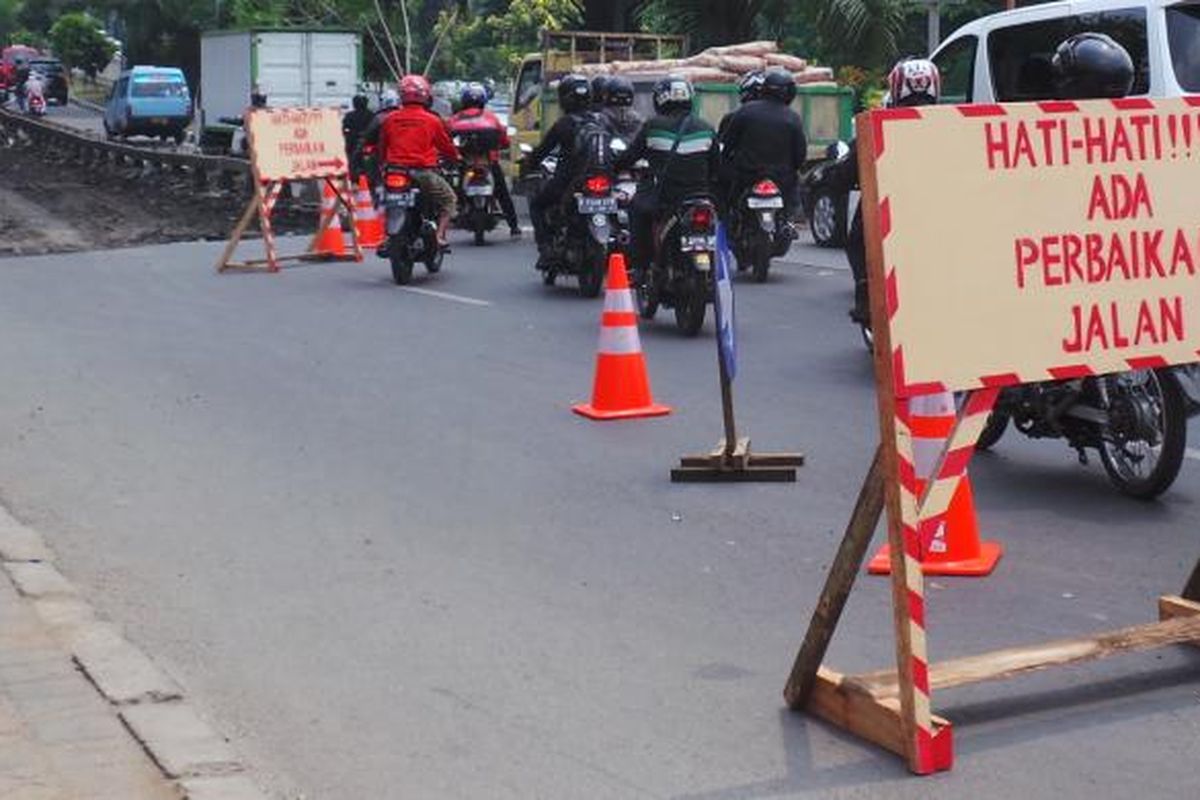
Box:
[199,28,361,152]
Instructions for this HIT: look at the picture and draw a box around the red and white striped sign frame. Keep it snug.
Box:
[869,97,1200,399]
[246,107,350,184]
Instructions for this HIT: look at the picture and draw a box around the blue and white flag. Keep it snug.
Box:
[713,221,737,381]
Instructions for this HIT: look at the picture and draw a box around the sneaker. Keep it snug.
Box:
[509,226,522,239]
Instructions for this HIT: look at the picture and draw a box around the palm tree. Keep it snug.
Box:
[636,0,786,48]
[815,0,912,68]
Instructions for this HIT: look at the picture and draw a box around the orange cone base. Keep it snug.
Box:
[867,541,1004,577]
[571,401,672,421]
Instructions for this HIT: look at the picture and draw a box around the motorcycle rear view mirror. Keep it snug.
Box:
[519,143,533,154]
[827,140,850,161]
[610,138,627,153]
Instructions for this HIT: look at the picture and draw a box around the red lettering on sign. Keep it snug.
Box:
[1063,297,1185,353]
[1086,172,1154,220]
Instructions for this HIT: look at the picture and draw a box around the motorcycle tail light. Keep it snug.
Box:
[384,172,411,190]
[752,179,779,196]
[467,167,489,182]
[584,174,612,196]
[690,206,713,231]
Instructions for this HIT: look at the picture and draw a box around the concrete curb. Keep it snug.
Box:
[69,96,105,114]
[0,503,267,799]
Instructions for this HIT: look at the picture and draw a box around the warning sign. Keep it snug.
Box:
[867,98,1200,396]
[246,107,349,183]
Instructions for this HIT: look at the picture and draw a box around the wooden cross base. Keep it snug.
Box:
[671,437,804,483]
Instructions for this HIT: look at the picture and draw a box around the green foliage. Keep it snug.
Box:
[637,0,784,49]
[48,12,116,76]
[430,0,583,81]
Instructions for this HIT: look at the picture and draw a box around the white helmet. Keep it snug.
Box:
[886,58,941,108]
[381,88,400,109]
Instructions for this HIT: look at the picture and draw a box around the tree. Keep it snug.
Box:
[49,12,117,76]
[637,0,787,49]
[430,0,583,80]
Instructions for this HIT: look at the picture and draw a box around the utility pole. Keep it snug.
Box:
[926,1,941,54]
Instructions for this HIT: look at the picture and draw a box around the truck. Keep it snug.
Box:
[198,28,362,154]
[508,30,854,171]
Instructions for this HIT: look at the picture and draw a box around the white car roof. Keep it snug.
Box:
[944,0,1189,40]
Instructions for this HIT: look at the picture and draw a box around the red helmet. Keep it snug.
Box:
[887,58,941,107]
[399,74,432,107]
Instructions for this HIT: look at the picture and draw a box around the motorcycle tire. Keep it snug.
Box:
[1099,369,1187,500]
[859,322,874,354]
[542,270,556,286]
[578,242,606,299]
[424,232,443,274]
[751,237,771,283]
[975,411,1010,451]
[474,226,486,247]
[674,273,707,336]
[390,252,414,285]
[634,270,658,320]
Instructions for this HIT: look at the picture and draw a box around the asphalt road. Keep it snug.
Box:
[0,233,1197,799]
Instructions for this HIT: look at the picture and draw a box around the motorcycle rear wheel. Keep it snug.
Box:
[578,242,606,299]
[673,273,707,336]
[634,269,659,320]
[391,254,414,285]
[1099,369,1186,500]
[975,411,1010,451]
[751,237,771,283]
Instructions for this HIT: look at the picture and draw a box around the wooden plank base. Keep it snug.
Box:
[672,438,804,483]
[1158,595,1200,650]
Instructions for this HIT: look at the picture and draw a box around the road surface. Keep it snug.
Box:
[0,233,1196,798]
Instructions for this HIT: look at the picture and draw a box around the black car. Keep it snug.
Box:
[28,58,68,105]
[799,142,855,248]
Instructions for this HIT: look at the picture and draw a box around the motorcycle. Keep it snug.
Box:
[451,133,503,246]
[25,80,46,117]
[633,196,718,336]
[975,365,1200,500]
[378,165,444,285]
[729,178,786,282]
[522,143,617,298]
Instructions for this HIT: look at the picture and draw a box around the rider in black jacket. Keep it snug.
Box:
[615,76,718,279]
[718,69,807,215]
[526,74,611,268]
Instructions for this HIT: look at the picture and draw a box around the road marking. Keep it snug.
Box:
[400,287,492,307]
[1186,448,1200,462]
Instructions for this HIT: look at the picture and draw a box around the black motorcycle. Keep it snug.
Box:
[524,146,617,298]
[379,166,444,285]
[633,196,718,336]
[976,366,1200,499]
[451,132,503,246]
[729,178,787,282]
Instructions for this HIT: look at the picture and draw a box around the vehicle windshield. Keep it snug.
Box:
[1167,3,1200,91]
[132,78,188,98]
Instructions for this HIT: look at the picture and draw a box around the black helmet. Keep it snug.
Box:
[738,70,765,104]
[1052,32,1134,100]
[606,75,634,107]
[352,94,369,112]
[652,75,694,114]
[558,73,591,113]
[761,69,796,104]
[590,74,611,108]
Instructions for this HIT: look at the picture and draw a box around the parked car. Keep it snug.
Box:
[929,0,1198,104]
[0,45,42,102]
[800,141,857,248]
[104,66,192,143]
[28,58,68,105]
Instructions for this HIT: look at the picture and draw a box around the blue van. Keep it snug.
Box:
[104,66,192,143]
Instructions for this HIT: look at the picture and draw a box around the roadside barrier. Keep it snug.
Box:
[352,176,385,248]
[866,391,1002,576]
[314,181,350,259]
[572,252,672,421]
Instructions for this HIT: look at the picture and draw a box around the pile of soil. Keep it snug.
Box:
[0,144,313,257]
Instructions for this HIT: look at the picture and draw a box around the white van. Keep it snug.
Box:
[930,1,1200,103]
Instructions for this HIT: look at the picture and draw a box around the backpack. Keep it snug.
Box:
[571,111,614,173]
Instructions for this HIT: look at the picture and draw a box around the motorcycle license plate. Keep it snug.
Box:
[681,234,716,251]
[465,184,493,196]
[578,196,617,214]
[386,192,416,208]
[747,196,783,209]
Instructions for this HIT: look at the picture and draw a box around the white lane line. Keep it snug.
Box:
[399,286,492,307]
[1186,448,1200,462]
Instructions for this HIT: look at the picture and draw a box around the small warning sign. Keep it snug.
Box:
[246,107,348,183]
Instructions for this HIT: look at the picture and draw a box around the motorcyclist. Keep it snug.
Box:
[525,74,610,268]
[13,59,30,112]
[448,82,521,237]
[374,75,461,247]
[342,94,374,178]
[24,69,45,114]
[716,70,766,204]
[354,89,401,188]
[614,75,718,280]
[845,58,941,326]
[602,75,644,142]
[717,68,807,216]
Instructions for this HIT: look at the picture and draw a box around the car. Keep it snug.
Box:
[800,141,858,248]
[103,66,193,143]
[27,58,68,105]
[929,0,1198,104]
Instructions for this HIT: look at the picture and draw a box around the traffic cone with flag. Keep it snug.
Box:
[572,252,672,421]
[352,175,385,248]
[868,390,1003,576]
[313,181,348,258]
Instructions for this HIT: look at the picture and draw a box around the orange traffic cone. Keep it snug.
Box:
[313,181,348,258]
[868,391,1003,577]
[572,253,672,421]
[353,175,385,248]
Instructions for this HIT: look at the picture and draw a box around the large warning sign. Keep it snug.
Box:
[870,98,1200,396]
[246,107,348,183]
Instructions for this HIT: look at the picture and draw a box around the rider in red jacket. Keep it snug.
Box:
[377,75,460,246]
[448,83,521,237]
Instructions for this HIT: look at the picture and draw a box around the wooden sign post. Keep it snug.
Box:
[783,98,1200,774]
[217,107,361,272]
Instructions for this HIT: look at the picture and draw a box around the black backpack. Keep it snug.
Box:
[571,111,614,173]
